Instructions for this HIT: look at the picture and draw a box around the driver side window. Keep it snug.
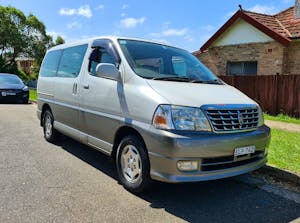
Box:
[88,47,116,76]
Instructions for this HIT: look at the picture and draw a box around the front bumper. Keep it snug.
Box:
[139,125,270,183]
[0,90,29,103]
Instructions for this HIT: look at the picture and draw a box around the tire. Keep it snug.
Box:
[43,110,59,142]
[116,135,152,193]
[22,98,29,104]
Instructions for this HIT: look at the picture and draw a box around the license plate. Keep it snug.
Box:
[1,92,6,96]
[234,145,255,156]
[6,92,16,96]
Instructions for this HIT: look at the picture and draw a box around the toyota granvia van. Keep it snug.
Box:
[37,37,270,193]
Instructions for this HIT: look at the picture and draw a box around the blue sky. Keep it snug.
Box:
[0,0,295,52]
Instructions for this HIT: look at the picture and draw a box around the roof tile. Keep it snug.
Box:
[198,6,300,52]
[275,7,300,38]
[244,7,300,38]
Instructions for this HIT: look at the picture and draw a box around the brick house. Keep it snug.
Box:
[194,1,300,76]
[15,57,34,74]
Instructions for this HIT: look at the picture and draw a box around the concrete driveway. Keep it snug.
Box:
[0,104,299,223]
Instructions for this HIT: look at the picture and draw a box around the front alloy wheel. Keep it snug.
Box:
[120,145,142,183]
[116,135,152,193]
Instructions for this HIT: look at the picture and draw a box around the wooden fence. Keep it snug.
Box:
[219,75,300,118]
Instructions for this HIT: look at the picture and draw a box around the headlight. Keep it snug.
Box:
[152,105,174,130]
[22,86,29,91]
[258,106,264,127]
[152,105,211,131]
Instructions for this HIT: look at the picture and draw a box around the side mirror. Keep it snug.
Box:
[96,63,120,81]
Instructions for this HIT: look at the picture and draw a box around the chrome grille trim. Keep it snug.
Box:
[202,104,259,133]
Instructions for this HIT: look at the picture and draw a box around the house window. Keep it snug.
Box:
[227,61,257,75]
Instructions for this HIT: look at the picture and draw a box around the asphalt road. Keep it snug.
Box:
[0,104,299,223]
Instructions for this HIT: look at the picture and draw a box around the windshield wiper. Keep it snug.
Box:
[190,79,223,85]
[151,77,223,85]
[151,76,192,82]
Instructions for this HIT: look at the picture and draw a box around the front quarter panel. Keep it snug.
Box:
[122,76,169,126]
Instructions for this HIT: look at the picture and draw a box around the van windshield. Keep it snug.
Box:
[118,39,220,83]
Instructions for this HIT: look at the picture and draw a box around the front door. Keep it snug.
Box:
[79,40,122,154]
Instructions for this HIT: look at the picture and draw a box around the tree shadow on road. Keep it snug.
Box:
[55,136,300,223]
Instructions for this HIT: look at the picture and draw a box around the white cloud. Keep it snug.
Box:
[184,35,194,42]
[161,28,188,36]
[282,0,292,3]
[77,5,92,18]
[121,13,126,17]
[151,39,171,45]
[225,11,235,19]
[59,5,92,18]
[150,28,188,38]
[224,4,279,20]
[247,5,277,14]
[200,25,215,32]
[47,31,67,41]
[96,4,104,10]
[80,34,97,39]
[161,21,171,29]
[162,21,171,27]
[122,4,129,10]
[59,8,76,16]
[67,21,82,29]
[198,34,213,45]
[120,17,146,28]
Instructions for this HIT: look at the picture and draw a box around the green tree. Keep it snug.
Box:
[0,6,51,77]
[55,35,65,45]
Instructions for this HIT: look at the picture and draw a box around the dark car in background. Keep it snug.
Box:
[0,73,29,104]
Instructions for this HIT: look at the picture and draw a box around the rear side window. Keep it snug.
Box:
[57,44,88,78]
[39,50,62,77]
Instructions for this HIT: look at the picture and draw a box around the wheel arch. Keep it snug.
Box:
[111,125,147,162]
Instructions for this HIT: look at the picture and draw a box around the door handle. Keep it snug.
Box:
[73,83,78,94]
[83,84,89,89]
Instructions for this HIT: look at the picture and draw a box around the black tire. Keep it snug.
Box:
[22,98,29,104]
[116,135,152,193]
[43,110,60,142]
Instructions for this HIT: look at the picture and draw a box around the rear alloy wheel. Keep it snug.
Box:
[116,135,152,193]
[43,110,59,142]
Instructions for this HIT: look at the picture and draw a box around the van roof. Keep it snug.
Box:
[48,36,175,51]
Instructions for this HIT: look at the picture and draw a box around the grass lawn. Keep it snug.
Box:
[268,128,300,173]
[264,113,300,125]
[29,89,37,102]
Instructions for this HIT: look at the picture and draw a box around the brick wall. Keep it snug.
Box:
[16,60,34,74]
[196,41,286,76]
[283,41,300,74]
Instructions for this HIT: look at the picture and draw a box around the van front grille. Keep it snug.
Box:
[203,105,259,132]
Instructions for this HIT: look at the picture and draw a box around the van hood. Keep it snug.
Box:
[146,80,256,107]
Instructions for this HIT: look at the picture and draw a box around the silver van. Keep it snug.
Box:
[37,37,270,193]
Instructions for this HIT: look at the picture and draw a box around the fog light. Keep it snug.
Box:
[177,161,198,171]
